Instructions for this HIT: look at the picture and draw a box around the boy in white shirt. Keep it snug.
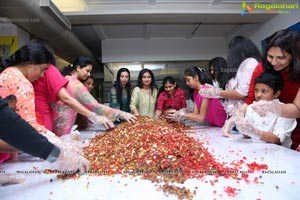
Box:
[223,72,296,148]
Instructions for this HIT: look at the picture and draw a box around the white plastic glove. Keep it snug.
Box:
[88,112,115,129]
[222,106,246,136]
[117,111,137,123]
[251,100,281,117]
[199,84,221,98]
[235,118,263,139]
[167,109,187,122]
[222,117,236,137]
[0,173,25,186]
[45,148,90,175]
[61,132,81,142]
[45,131,83,154]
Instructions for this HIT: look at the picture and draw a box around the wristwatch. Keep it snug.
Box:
[46,145,61,163]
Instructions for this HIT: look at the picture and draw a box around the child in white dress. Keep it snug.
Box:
[224,72,296,148]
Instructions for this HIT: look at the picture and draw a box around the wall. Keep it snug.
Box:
[102,37,226,63]
[0,22,29,48]
[226,9,300,51]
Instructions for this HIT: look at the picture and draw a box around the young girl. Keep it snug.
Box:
[52,56,136,136]
[208,57,227,89]
[169,66,226,126]
[109,68,132,112]
[75,75,95,130]
[155,76,186,118]
[130,68,158,117]
[83,75,95,93]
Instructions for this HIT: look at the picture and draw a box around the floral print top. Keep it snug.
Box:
[0,67,47,133]
[156,87,187,112]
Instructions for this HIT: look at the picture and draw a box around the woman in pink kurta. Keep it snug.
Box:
[33,64,68,131]
[52,56,136,136]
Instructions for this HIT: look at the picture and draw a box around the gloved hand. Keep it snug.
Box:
[45,131,83,154]
[251,100,281,117]
[45,148,90,175]
[88,112,115,129]
[0,173,25,186]
[61,132,81,141]
[235,118,263,139]
[117,111,137,123]
[167,109,187,122]
[198,84,221,98]
[222,106,246,137]
[222,117,236,137]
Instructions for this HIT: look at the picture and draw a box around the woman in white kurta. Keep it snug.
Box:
[130,68,158,118]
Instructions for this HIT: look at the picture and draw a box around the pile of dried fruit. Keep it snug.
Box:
[83,116,259,199]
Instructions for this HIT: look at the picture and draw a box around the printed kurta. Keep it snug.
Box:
[52,75,119,136]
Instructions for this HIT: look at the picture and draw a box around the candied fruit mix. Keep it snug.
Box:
[83,116,265,199]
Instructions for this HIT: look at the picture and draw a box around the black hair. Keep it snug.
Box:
[3,94,17,102]
[83,75,94,83]
[61,56,93,76]
[208,57,227,89]
[0,43,54,73]
[136,68,156,94]
[30,38,56,66]
[262,29,300,82]
[254,72,283,93]
[158,76,178,95]
[114,68,132,110]
[223,36,261,85]
[184,66,213,85]
[184,66,212,100]
[82,75,95,92]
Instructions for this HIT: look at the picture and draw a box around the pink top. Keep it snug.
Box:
[0,67,47,133]
[33,65,68,131]
[0,152,14,163]
[193,89,226,127]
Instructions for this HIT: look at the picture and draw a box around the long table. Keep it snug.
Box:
[1,125,299,200]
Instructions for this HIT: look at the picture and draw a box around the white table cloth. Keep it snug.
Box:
[1,125,299,200]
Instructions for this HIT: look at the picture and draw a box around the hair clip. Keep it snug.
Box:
[197,66,205,72]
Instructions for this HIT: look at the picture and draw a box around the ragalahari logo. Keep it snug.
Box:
[240,2,254,15]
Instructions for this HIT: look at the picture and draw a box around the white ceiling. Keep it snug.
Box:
[50,0,277,59]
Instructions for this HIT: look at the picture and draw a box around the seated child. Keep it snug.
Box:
[223,72,296,148]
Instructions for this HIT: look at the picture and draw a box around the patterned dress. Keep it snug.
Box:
[156,87,186,112]
[52,75,120,136]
